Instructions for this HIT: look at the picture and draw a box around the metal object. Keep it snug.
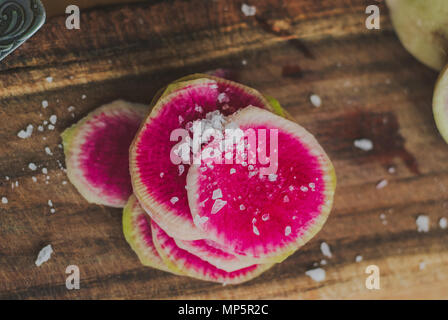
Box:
[0,0,45,61]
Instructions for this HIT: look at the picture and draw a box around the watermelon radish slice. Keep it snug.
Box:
[151,221,273,284]
[174,238,256,273]
[122,195,172,272]
[187,106,336,263]
[62,100,147,207]
[433,65,448,144]
[130,75,281,240]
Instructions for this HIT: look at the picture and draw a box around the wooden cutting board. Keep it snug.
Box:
[1,0,448,299]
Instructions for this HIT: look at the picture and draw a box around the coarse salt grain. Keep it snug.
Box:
[42,100,48,108]
[376,179,388,189]
[170,197,179,204]
[310,94,322,107]
[28,163,37,171]
[320,242,332,258]
[17,124,33,139]
[241,3,256,16]
[1,197,8,204]
[35,244,53,267]
[439,217,447,229]
[416,215,430,232]
[354,139,373,151]
[305,268,326,282]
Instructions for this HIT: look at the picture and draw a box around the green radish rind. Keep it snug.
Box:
[433,64,448,144]
[387,0,448,71]
[122,195,174,273]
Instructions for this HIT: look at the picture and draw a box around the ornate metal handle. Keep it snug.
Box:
[0,0,45,61]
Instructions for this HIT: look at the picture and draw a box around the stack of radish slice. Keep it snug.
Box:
[62,74,336,284]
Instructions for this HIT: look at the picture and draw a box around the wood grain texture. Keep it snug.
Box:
[1,0,448,299]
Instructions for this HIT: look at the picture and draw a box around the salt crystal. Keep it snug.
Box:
[268,174,277,182]
[48,200,53,207]
[419,261,426,270]
[230,168,236,174]
[194,215,209,225]
[217,92,229,104]
[376,179,388,189]
[310,94,322,107]
[211,199,227,214]
[160,172,164,178]
[416,215,430,232]
[50,208,56,214]
[283,195,289,203]
[212,188,223,200]
[45,147,53,156]
[38,125,44,132]
[170,197,179,204]
[241,3,256,16]
[1,197,8,204]
[439,217,447,229]
[355,255,363,263]
[320,259,327,265]
[388,166,396,174]
[17,124,33,139]
[320,242,332,258]
[45,76,53,83]
[239,204,246,211]
[253,225,260,236]
[354,139,373,151]
[49,115,57,125]
[300,186,308,192]
[262,213,269,221]
[35,244,53,267]
[178,165,184,176]
[305,268,326,282]
[48,124,55,130]
[32,177,37,182]
[81,94,87,99]
[28,163,37,171]
[62,181,67,185]
[67,106,75,112]
[42,100,48,108]
[42,168,48,174]
[285,226,292,236]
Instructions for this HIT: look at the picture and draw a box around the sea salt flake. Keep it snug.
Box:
[35,244,53,267]
[355,255,363,263]
[211,199,227,214]
[68,106,75,112]
[28,163,37,171]
[32,177,37,182]
[17,124,33,139]
[376,179,388,189]
[300,186,308,192]
[38,125,44,132]
[1,197,8,204]
[262,213,269,221]
[310,94,322,107]
[212,188,223,200]
[230,168,236,174]
[285,226,292,236]
[81,94,87,100]
[42,168,48,174]
[45,76,53,83]
[178,165,185,176]
[439,217,447,229]
[42,100,48,108]
[268,174,277,182]
[354,139,373,151]
[320,242,332,258]
[320,259,327,265]
[48,200,53,207]
[50,208,56,214]
[48,124,55,130]
[283,195,289,203]
[217,92,229,104]
[170,197,179,204]
[49,115,57,124]
[45,147,53,156]
[194,215,209,225]
[416,215,430,232]
[419,261,426,270]
[253,225,260,236]
[241,3,256,16]
[305,268,326,282]
[159,172,164,178]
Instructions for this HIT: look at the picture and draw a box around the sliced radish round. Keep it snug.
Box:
[151,221,273,284]
[433,65,448,144]
[174,238,256,273]
[187,106,336,263]
[62,100,147,207]
[122,195,172,272]
[130,75,279,240]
